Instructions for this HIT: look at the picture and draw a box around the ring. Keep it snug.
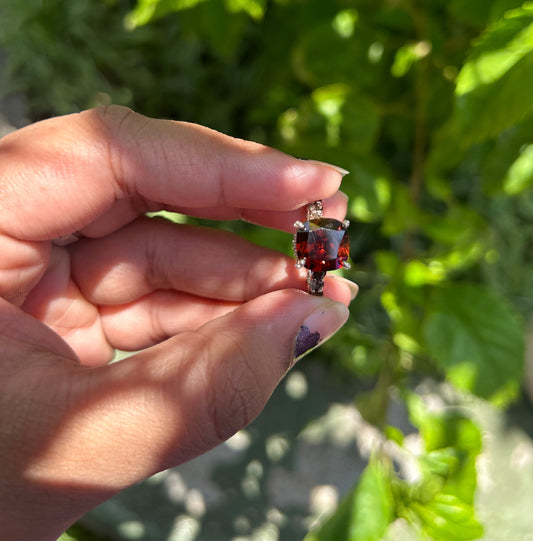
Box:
[52,232,84,246]
[293,200,350,296]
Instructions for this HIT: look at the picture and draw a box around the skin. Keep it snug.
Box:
[0,105,356,540]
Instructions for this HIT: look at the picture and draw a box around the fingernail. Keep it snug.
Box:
[336,276,359,301]
[293,301,349,363]
[299,158,350,177]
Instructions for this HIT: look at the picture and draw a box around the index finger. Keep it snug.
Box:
[0,106,346,241]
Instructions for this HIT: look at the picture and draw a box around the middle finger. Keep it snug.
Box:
[70,216,306,305]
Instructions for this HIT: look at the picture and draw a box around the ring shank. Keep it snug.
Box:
[307,270,326,296]
[307,200,323,221]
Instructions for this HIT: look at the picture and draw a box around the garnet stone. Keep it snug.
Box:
[295,218,350,272]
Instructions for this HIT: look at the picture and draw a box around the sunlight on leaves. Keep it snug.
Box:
[409,495,484,541]
[312,84,348,146]
[304,458,394,541]
[450,6,533,145]
[502,143,533,194]
[332,9,359,39]
[225,0,267,21]
[348,160,391,221]
[404,260,446,287]
[401,394,483,539]
[125,0,209,28]
[456,7,533,95]
[423,284,524,406]
[3,1,533,539]
[58,534,76,541]
[291,20,380,90]
[391,41,432,77]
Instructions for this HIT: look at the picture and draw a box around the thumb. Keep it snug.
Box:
[5,290,349,539]
[87,289,350,480]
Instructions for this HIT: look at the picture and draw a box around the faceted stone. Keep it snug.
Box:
[295,218,350,272]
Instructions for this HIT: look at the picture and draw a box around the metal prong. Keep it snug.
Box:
[294,220,305,230]
[295,258,306,268]
[342,219,350,230]
[342,261,351,270]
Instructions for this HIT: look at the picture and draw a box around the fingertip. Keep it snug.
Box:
[289,160,346,206]
[298,158,350,177]
[322,190,348,220]
[293,297,350,362]
[257,153,347,212]
[323,275,359,306]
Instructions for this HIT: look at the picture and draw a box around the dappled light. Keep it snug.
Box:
[2,0,533,539]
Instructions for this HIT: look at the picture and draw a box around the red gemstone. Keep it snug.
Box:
[295,218,350,272]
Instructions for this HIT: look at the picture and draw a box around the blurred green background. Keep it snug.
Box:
[2,0,533,539]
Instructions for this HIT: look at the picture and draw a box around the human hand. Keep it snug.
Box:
[0,106,356,540]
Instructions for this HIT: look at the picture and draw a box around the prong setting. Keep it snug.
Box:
[293,199,351,295]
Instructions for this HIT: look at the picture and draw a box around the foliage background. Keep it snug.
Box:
[1,0,533,539]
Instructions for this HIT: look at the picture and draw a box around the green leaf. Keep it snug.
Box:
[385,425,404,446]
[418,448,460,478]
[456,6,533,96]
[502,142,533,194]
[450,6,533,145]
[489,0,529,22]
[406,393,482,495]
[311,84,380,148]
[126,0,209,28]
[191,0,251,58]
[423,283,524,405]
[402,395,483,540]
[448,0,492,28]
[480,121,533,194]
[346,155,392,223]
[305,458,395,541]
[339,92,381,151]
[291,20,383,91]
[381,183,425,236]
[458,51,533,145]
[225,0,266,21]
[58,533,77,541]
[391,41,432,77]
[411,494,484,541]
[279,84,380,151]
[403,260,446,287]
[422,205,486,246]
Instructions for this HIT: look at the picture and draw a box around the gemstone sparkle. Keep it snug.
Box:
[294,218,350,272]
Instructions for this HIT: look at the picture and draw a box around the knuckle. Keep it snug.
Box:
[82,105,147,197]
[90,104,137,126]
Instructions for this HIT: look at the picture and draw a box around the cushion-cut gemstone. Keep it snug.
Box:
[295,218,350,272]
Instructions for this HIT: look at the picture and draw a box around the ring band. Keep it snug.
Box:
[306,200,324,221]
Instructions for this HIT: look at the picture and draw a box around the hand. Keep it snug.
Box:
[0,106,356,540]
